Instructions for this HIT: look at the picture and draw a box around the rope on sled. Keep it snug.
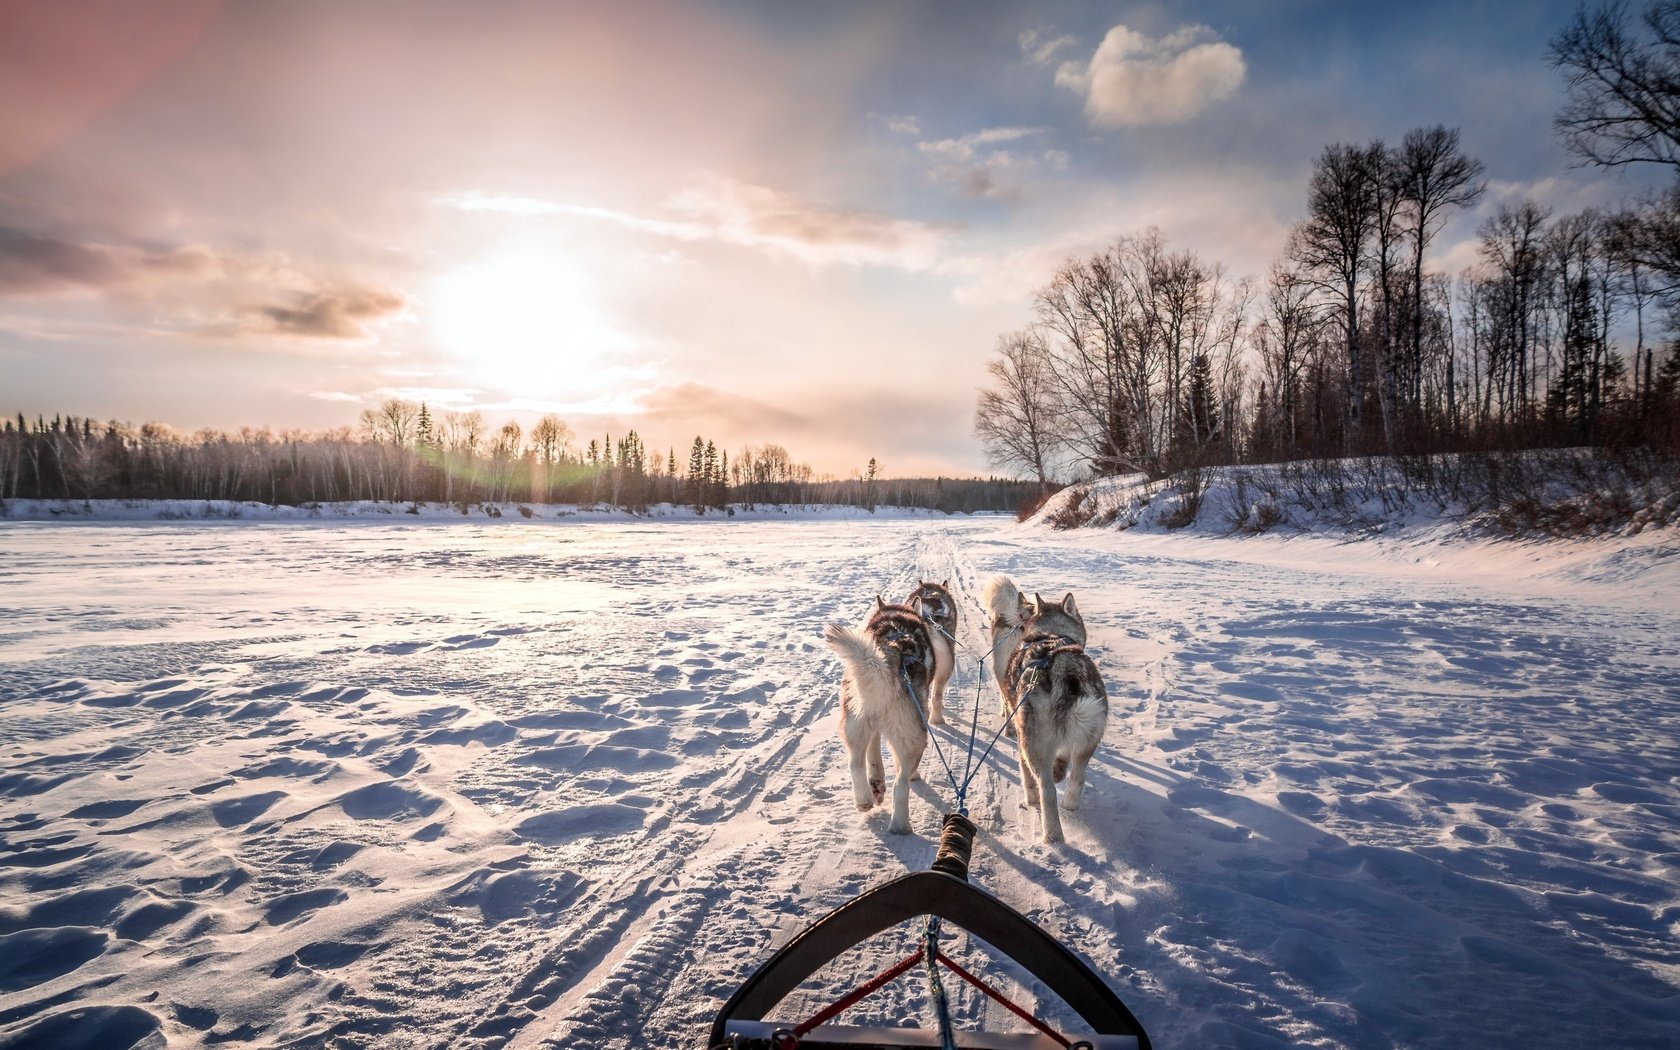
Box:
[766,929,1080,1050]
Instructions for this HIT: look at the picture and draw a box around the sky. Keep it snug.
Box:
[0,0,1663,477]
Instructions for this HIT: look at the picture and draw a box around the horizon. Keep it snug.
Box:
[2,1,1667,477]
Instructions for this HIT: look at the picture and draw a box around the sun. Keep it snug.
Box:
[429,248,620,396]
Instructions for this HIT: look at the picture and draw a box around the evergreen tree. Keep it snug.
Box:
[702,440,719,511]
[1655,344,1680,405]
[1181,353,1221,453]
[687,436,706,513]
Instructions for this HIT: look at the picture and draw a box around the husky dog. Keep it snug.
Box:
[905,579,957,726]
[823,598,935,835]
[982,575,1108,844]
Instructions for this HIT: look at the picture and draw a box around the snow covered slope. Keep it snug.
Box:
[1,519,1676,1048]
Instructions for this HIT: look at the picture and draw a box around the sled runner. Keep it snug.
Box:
[710,813,1152,1050]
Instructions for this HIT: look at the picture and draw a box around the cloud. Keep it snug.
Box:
[441,178,947,271]
[0,227,216,296]
[1055,24,1245,127]
[1019,28,1077,67]
[915,127,1053,200]
[249,285,406,340]
[670,178,945,269]
[870,112,921,136]
[434,191,712,241]
[638,381,808,436]
[917,126,1042,165]
[0,225,403,344]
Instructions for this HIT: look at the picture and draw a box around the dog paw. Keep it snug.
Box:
[1060,796,1081,812]
[869,779,886,804]
[929,715,946,726]
[888,820,911,835]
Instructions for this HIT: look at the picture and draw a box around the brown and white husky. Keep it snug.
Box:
[823,598,936,835]
[982,575,1108,844]
[905,579,957,726]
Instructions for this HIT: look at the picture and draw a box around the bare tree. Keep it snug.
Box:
[1551,2,1680,171]
[1255,264,1326,454]
[1291,142,1383,437]
[975,330,1060,486]
[529,415,573,465]
[1478,201,1553,419]
[1397,126,1487,410]
[1034,253,1130,475]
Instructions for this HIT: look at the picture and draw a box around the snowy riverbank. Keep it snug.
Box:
[2,517,1676,1047]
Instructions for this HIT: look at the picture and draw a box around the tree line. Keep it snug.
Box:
[0,404,1035,515]
[976,1,1680,485]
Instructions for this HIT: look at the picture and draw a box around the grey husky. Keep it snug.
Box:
[823,598,935,835]
[982,575,1108,844]
[905,579,957,726]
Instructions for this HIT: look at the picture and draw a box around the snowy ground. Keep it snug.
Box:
[1,516,1678,1049]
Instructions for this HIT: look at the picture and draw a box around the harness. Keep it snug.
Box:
[909,585,956,636]
[880,623,929,669]
[1007,632,1085,702]
[869,604,932,673]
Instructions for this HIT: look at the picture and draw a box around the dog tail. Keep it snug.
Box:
[981,574,1022,629]
[1051,666,1109,762]
[823,622,884,678]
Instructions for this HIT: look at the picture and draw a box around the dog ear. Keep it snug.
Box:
[1062,592,1080,618]
[875,595,886,611]
[941,578,948,588]
[1019,592,1034,619]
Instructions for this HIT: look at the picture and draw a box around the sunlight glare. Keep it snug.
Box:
[430,249,620,396]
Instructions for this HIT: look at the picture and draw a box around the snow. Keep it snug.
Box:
[1,514,1677,1048]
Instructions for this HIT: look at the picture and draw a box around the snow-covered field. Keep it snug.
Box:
[2,516,1678,1049]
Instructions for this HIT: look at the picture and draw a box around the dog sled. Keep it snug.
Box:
[709,812,1152,1050]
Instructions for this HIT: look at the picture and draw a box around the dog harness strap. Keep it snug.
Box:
[902,666,962,812]
[1009,632,1084,700]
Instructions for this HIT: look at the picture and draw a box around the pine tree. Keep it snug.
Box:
[1655,344,1680,406]
[687,436,706,514]
[1181,353,1221,453]
[863,457,878,512]
[416,403,434,448]
[702,440,719,511]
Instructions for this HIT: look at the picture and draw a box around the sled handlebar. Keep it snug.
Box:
[930,812,977,881]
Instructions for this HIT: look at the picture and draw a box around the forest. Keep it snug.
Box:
[0,403,1034,516]
[974,3,1680,494]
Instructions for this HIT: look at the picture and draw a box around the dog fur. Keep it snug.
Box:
[983,575,1108,843]
[905,579,957,726]
[823,598,935,835]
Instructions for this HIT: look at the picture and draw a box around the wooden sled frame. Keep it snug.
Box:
[710,816,1152,1050]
